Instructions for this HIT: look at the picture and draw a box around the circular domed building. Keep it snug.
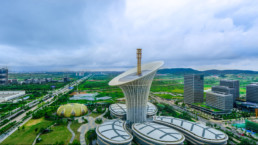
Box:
[57,103,87,118]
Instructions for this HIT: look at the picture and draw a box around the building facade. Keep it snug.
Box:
[0,68,8,85]
[246,83,258,103]
[220,80,239,101]
[184,74,204,104]
[212,86,235,100]
[206,91,233,111]
[0,91,25,103]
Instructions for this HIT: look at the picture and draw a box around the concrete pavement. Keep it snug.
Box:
[78,109,109,145]
[67,121,75,144]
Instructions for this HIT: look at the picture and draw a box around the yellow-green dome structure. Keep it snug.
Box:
[57,103,87,117]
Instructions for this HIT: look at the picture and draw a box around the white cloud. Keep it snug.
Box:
[0,0,258,71]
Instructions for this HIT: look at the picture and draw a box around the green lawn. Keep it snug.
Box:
[70,121,82,142]
[89,112,102,118]
[155,94,183,100]
[2,118,53,144]
[240,87,246,95]
[37,124,71,144]
[171,88,184,94]
[194,103,222,112]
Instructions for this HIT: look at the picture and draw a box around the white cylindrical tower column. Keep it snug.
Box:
[109,61,163,125]
[120,71,156,123]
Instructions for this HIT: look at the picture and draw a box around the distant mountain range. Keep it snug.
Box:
[158,68,258,75]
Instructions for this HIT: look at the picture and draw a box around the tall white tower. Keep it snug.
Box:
[109,49,163,124]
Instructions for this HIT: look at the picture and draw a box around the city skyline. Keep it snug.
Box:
[1,1,258,71]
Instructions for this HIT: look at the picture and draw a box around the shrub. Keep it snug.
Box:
[95,118,102,124]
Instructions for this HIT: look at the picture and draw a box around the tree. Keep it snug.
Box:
[95,118,102,124]
[238,138,256,145]
[86,129,97,145]
[40,127,45,133]
[96,106,104,113]
[22,126,25,131]
[35,128,38,132]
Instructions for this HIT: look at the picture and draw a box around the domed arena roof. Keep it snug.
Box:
[57,103,87,118]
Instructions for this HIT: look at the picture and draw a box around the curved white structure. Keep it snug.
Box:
[96,119,133,145]
[109,61,163,124]
[109,102,158,119]
[154,116,228,144]
[132,122,185,145]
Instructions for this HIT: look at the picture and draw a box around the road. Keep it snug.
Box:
[0,75,92,143]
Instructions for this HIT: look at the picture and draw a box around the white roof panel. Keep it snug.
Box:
[154,116,228,141]
[96,119,133,143]
[132,122,184,144]
[109,102,157,116]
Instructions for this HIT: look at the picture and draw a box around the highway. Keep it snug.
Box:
[0,74,92,143]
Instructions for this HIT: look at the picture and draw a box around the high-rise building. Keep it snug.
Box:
[212,85,235,100]
[206,91,233,110]
[184,74,204,104]
[246,83,258,103]
[0,68,8,85]
[220,80,239,101]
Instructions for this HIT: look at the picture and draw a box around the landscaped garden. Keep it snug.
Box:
[2,118,53,144]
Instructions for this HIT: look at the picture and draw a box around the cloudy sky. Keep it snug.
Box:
[1,0,258,72]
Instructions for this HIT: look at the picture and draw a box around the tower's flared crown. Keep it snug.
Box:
[109,61,163,86]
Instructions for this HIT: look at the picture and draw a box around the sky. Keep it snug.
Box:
[0,0,258,72]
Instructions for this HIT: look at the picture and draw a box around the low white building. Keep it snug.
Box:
[0,91,26,103]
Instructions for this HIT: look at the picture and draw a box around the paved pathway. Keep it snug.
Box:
[67,121,75,144]
[78,109,109,145]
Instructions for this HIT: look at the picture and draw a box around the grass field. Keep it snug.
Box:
[155,94,183,100]
[240,87,246,95]
[38,124,71,144]
[70,121,82,142]
[2,118,53,144]
[89,112,102,118]
[193,103,222,112]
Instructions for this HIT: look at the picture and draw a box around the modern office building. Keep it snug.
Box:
[220,80,239,101]
[0,68,8,85]
[154,116,228,145]
[212,86,236,101]
[246,83,258,103]
[184,74,204,104]
[206,91,233,111]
